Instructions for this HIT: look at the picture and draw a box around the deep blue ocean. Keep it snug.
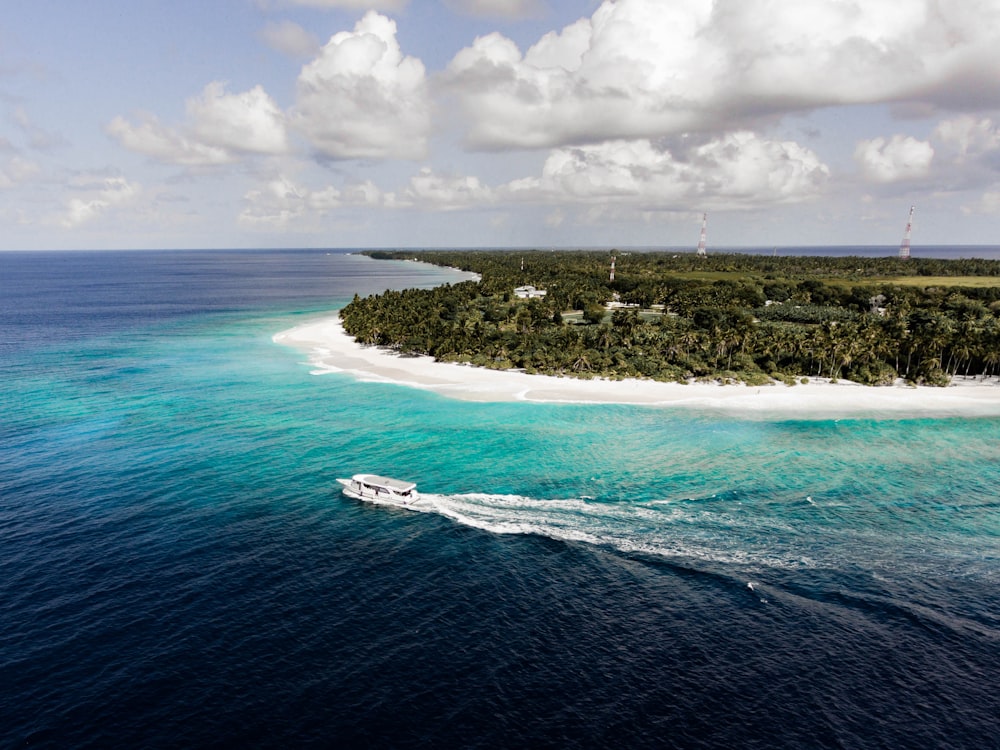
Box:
[2,248,999,749]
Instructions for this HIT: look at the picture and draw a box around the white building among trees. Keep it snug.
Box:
[514,285,547,299]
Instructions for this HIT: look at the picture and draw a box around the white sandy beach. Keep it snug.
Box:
[274,315,1000,418]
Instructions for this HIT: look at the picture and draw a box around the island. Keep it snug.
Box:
[339,250,1000,387]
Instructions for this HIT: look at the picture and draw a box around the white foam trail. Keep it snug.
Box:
[352,489,995,580]
[413,493,817,571]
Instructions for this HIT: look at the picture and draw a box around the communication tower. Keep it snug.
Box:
[610,255,616,282]
[899,206,914,260]
[696,213,707,256]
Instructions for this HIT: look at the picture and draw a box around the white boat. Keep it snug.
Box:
[336,474,419,507]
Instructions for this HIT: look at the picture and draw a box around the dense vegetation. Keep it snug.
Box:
[340,250,1000,386]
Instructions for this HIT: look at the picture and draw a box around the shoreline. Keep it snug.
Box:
[274,314,1000,418]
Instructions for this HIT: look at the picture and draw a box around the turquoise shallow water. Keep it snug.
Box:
[2,250,999,748]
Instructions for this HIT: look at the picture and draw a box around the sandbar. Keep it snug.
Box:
[274,314,1000,419]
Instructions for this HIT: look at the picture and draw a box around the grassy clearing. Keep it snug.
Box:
[665,271,1000,289]
[878,275,1000,288]
[666,271,749,283]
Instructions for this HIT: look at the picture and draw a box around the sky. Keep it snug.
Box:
[2,0,1000,251]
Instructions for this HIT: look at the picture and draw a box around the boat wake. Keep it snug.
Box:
[399,491,996,582]
[415,492,815,572]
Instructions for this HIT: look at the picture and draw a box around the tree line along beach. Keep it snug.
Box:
[275,249,1000,418]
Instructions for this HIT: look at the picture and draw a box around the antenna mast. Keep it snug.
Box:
[696,213,707,256]
[899,206,914,260]
[610,254,616,282]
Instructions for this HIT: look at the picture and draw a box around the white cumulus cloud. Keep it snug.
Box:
[61,176,139,227]
[240,175,384,227]
[240,177,309,227]
[292,11,430,160]
[854,135,934,183]
[931,115,1000,198]
[445,0,1000,150]
[395,168,495,209]
[503,133,830,209]
[187,83,289,155]
[933,115,1000,161]
[109,83,288,166]
[108,114,233,166]
[245,132,830,224]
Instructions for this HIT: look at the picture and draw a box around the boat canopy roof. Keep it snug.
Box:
[352,474,416,492]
